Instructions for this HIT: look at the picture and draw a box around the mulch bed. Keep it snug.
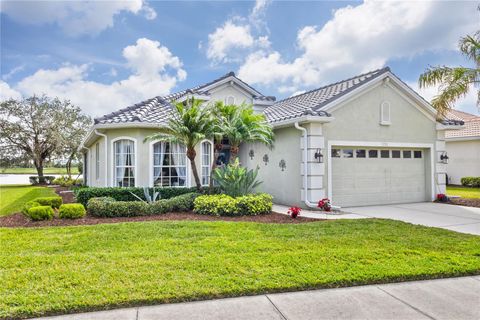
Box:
[445,198,480,208]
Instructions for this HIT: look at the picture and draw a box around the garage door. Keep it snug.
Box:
[332,147,427,207]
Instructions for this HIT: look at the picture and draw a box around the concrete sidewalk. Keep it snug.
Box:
[35,276,480,320]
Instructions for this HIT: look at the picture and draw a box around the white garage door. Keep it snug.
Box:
[332,147,427,207]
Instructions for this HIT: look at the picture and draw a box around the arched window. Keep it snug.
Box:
[201,141,212,186]
[113,139,135,187]
[225,96,235,105]
[153,142,187,187]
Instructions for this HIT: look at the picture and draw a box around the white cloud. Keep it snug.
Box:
[206,21,255,63]
[2,64,25,80]
[250,0,271,30]
[6,38,186,117]
[0,81,22,100]
[238,1,478,91]
[0,0,156,36]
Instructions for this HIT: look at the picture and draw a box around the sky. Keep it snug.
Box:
[1,0,479,118]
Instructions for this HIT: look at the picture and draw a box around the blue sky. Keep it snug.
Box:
[1,0,478,117]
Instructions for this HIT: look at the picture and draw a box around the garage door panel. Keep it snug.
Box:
[332,147,427,207]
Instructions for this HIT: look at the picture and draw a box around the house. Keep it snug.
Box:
[80,67,464,208]
[445,110,480,185]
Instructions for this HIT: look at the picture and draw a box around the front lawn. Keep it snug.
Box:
[0,167,79,174]
[0,185,57,216]
[1,219,479,319]
[447,185,480,199]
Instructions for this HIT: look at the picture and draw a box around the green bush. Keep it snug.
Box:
[53,176,83,187]
[35,196,63,208]
[22,200,41,215]
[58,204,86,219]
[75,186,209,206]
[461,177,480,188]
[212,159,262,197]
[29,176,56,185]
[87,193,200,217]
[26,206,54,221]
[194,193,272,216]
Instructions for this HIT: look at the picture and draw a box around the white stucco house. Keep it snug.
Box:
[80,67,464,208]
[445,110,480,185]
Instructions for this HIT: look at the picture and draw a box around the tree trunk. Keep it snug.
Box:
[187,148,201,190]
[209,143,222,188]
[66,153,75,178]
[34,159,44,184]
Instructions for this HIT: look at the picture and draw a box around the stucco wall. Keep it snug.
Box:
[446,139,480,185]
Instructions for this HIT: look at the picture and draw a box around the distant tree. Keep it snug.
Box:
[0,95,91,181]
[419,29,480,117]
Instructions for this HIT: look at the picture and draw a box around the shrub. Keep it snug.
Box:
[461,177,480,188]
[26,205,54,221]
[212,159,262,197]
[75,186,207,206]
[35,196,63,208]
[58,203,86,219]
[29,176,38,185]
[22,200,41,215]
[194,193,272,216]
[53,175,83,187]
[30,176,56,185]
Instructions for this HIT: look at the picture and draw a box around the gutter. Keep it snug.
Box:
[94,130,109,187]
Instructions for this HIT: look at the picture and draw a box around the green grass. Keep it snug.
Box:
[447,186,480,199]
[0,185,57,216]
[0,167,79,174]
[1,219,479,319]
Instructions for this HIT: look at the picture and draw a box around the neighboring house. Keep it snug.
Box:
[445,110,480,185]
[80,67,463,208]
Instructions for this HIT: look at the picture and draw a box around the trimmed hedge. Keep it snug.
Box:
[87,193,199,218]
[461,177,480,188]
[58,204,86,219]
[22,200,41,215]
[29,176,55,185]
[53,176,83,187]
[194,193,273,216]
[26,206,54,221]
[75,187,213,206]
[35,197,63,209]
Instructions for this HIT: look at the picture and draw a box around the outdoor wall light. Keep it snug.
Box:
[263,154,269,165]
[279,159,286,171]
[249,149,255,160]
[314,148,324,163]
[440,152,449,164]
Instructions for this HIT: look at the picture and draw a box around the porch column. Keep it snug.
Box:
[300,123,326,204]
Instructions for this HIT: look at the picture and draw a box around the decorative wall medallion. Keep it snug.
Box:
[262,154,269,165]
[279,159,286,171]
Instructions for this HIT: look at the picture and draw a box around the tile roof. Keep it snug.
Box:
[264,67,390,123]
[445,110,480,139]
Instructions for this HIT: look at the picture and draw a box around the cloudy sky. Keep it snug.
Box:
[1,0,478,117]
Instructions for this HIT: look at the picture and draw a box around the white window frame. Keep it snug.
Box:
[111,137,137,187]
[149,141,189,188]
[380,101,391,125]
[201,140,213,186]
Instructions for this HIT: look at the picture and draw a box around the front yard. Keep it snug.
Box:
[1,219,479,319]
[0,185,57,216]
[447,185,480,199]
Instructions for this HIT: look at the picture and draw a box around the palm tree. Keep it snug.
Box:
[419,30,480,118]
[214,102,274,163]
[145,98,213,190]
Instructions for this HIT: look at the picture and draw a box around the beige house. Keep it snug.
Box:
[80,67,463,208]
[445,110,480,185]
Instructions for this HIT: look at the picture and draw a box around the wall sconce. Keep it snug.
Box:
[262,154,269,165]
[440,152,449,164]
[279,159,286,171]
[314,148,324,163]
[249,149,255,160]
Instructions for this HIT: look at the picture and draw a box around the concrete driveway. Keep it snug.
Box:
[343,202,480,235]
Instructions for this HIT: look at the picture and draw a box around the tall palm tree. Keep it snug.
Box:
[419,30,480,118]
[145,98,213,190]
[214,102,274,163]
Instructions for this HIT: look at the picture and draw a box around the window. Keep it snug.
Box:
[95,143,100,180]
[342,149,353,158]
[381,150,390,158]
[225,96,235,105]
[114,139,135,187]
[403,150,412,158]
[153,142,187,187]
[201,141,212,186]
[332,148,341,158]
[392,150,401,158]
[356,149,366,158]
[380,101,391,125]
[368,150,378,158]
[414,150,422,158]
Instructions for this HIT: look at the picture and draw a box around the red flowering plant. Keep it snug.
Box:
[288,206,301,219]
[317,198,332,212]
[436,193,448,203]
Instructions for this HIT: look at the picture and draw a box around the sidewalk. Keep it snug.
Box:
[36,276,480,320]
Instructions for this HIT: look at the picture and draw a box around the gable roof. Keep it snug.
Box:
[264,67,390,123]
[94,71,275,125]
[445,109,480,139]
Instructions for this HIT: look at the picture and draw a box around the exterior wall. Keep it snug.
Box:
[446,139,480,185]
[239,127,303,207]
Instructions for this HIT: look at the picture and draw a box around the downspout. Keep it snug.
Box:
[94,130,109,187]
[294,122,319,209]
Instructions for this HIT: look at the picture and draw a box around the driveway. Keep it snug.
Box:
[343,202,480,235]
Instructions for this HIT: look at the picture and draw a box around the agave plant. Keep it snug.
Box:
[212,158,262,197]
[129,187,161,203]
